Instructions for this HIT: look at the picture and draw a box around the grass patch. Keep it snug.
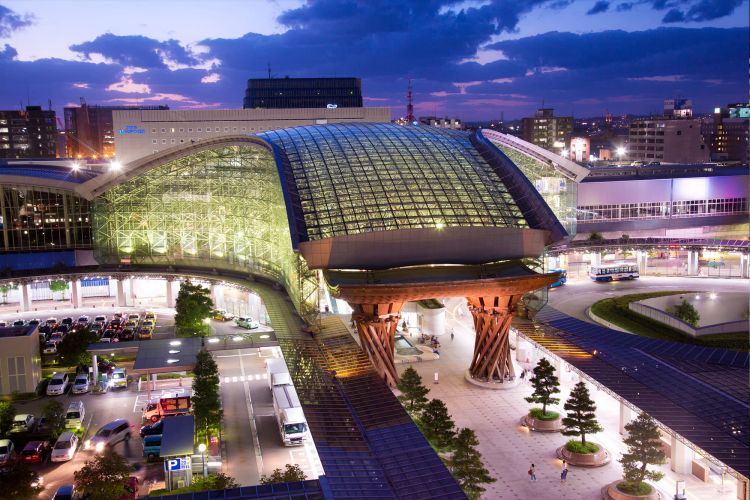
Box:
[616,481,653,496]
[565,439,600,454]
[529,408,559,421]
[591,291,748,351]
[112,353,137,363]
[0,391,38,402]
[138,372,191,381]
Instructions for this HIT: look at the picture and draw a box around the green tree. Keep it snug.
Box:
[0,283,18,304]
[260,464,307,485]
[74,448,132,500]
[0,401,16,436]
[192,348,223,445]
[1,461,44,500]
[619,413,666,494]
[525,358,560,417]
[588,232,604,241]
[174,280,214,336]
[448,428,495,500]
[561,381,603,446]
[420,399,456,450]
[42,400,67,439]
[49,279,69,300]
[396,367,430,415]
[671,299,700,327]
[56,327,98,368]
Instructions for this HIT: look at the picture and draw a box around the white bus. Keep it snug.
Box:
[589,264,639,282]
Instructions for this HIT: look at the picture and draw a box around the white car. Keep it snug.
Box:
[0,439,16,466]
[51,432,78,462]
[10,414,35,433]
[47,372,70,396]
[43,341,58,355]
[235,316,260,329]
[72,374,90,394]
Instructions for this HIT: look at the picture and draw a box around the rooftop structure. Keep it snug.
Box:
[243,77,363,109]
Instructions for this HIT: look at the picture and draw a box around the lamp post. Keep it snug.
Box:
[198,443,207,479]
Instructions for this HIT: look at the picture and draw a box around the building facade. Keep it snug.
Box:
[418,116,463,129]
[663,98,693,118]
[569,137,590,162]
[243,77,363,109]
[64,103,169,159]
[702,103,750,164]
[627,119,710,163]
[0,106,57,159]
[0,325,42,396]
[521,108,573,154]
[112,107,390,164]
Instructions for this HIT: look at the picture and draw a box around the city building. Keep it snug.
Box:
[64,102,169,160]
[112,107,390,164]
[627,118,710,163]
[701,103,750,164]
[0,324,42,395]
[0,106,57,159]
[663,98,693,118]
[243,77,363,109]
[569,136,590,162]
[418,116,463,129]
[521,108,573,154]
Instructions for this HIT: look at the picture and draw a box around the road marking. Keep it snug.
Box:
[238,349,264,477]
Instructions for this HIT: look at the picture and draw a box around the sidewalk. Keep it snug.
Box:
[391,298,737,500]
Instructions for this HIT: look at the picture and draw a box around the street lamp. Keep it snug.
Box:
[198,443,207,479]
[616,146,626,161]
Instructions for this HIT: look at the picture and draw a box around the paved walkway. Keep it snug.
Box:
[393,298,739,500]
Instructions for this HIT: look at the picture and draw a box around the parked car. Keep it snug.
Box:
[65,401,86,429]
[101,329,117,343]
[94,315,108,324]
[119,477,140,500]
[127,313,140,323]
[10,414,35,433]
[61,317,74,327]
[39,324,52,337]
[0,439,16,466]
[20,441,51,464]
[12,319,25,327]
[53,484,79,500]
[90,322,105,335]
[139,418,165,438]
[49,332,64,344]
[55,324,71,335]
[72,374,90,394]
[27,319,41,327]
[119,328,135,341]
[45,317,59,327]
[141,320,155,331]
[110,368,128,389]
[43,341,58,354]
[212,309,234,321]
[137,327,152,340]
[144,312,157,322]
[124,320,138,330]
[109,318,122,330]
[76,315,90,327]
[47,372,70,396]
[36,417,49,433]
[51,432,79,462]
[236,316,260,329]
[143,435,162,461]
[0,320,7,327]
[86,419,131,453]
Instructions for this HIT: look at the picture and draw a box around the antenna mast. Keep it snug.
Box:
[406,79,415,123]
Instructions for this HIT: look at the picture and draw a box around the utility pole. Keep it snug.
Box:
[406,79,415,123]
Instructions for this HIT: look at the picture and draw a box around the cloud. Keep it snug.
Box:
[106,75,151,94]
[661,0,745,22]
[0,42,15,60]
[587,1,611,14]
[0,4,33,38]
[71,34,199,69]
[72,82,89,88]
[200,72,220,83]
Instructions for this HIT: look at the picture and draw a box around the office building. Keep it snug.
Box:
[521,108,573,154]
[663,98,693,118]
[112,107,390,164]
[243,77,363,109]
[0,324,42,395]
[64,103,169,159]
[0,106,57,159]
[418,116,463,129]
[627,118,709,163]
[569,137,591,162]
[701,103,749,164]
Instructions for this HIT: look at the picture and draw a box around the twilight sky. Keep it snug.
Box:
[0,0,747,120]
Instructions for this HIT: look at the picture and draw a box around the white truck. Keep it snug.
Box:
[266,357,308,446]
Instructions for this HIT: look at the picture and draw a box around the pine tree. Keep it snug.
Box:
[396,367,430,415]
[619,413,666,493]
[561,381,603,446]
[449,428,496,500]
[524,358,560,416]
[192,348,223,445]
[421,399,456,449]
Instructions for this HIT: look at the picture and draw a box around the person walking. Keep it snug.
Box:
[528,464,537,481]
[561,467,568,483]
[450,328,455,341]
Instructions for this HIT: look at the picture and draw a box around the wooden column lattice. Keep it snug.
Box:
[354,314,400,387]
[467,295,520,382]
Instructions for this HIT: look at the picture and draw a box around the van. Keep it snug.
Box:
[110,368,128,389]
[142,435,162,461]
[86,419,131,453]
[65,401,85,429]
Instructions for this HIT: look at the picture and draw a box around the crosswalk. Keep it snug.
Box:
[222,372,267,384]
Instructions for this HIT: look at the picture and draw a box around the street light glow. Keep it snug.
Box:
[198,443,206,453]
[616,147,626,157]
[110,161,123,171]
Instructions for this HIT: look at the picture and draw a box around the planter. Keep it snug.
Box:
[601,481,661,500]
[520,414,561,432]
[556,444,611,467]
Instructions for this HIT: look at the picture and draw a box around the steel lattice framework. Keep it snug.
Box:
[92,144,318,318]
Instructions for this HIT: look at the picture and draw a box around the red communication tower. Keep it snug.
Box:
[406,79,415,123]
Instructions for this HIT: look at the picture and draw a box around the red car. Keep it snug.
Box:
[117,476,140,500]
[20,441,51,464]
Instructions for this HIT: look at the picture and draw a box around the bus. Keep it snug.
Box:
[549,269,567,288]
[589,264,639,282]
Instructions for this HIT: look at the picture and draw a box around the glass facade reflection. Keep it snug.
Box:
[260,123,529,241]
[0,186,92,251]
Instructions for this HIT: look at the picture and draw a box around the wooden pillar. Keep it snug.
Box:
[466,295,520,383]
[350,302,403,387]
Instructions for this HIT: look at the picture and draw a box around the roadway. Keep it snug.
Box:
[547,275,748,321]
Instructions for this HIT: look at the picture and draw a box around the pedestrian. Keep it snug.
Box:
[520,370,525,380]
[450,328,455,341]
[561,467,568,483]
[528,464,536,481]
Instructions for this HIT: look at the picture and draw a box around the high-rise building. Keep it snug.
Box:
[701,103,749,164]
[243,77,363,109]
[64,103,169,159]
[663,98,693,118]
[569,137,591,162]
[521,108,573,154]
[0,106,57,158]
[627,118,709,163]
